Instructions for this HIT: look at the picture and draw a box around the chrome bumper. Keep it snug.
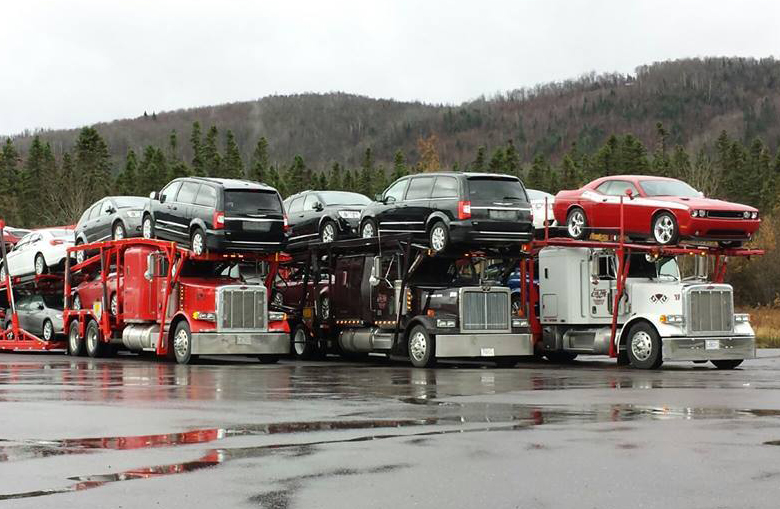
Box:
[435,333,533,358]
[662,335,756,362]
[190,332,289,355]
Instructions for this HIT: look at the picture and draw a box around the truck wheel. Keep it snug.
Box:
[652,212,679,245]
[626,322,663,369]
[712,359,743,370]
[173,321,196,364]
[428,221,449,252]
[408,325,436,368]
[566,208,588,240]
[85,320,108,358]
[191,228,207,256]
[545,351,578,363]
[291,324,317,359]
[68,320,85,356]
[258,355,280,364]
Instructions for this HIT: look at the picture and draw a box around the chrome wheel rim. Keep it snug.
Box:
[409,331,428,362]
[174,328,189,359]
[87,326,98,352]
[75,249,84,265]
[568,211,584,237]
[69,325,79,352]
[73,295,81,310]
[430,226,446,251]
[142,218,152,238]
[631,331,653,362]
[192,233,205,255]
[0,266,5,280]
[320,297,330,320]
[654,216,675,244]
[114,224,125,240]
[321,224,335,243]
[43,321,53,340]
[362,222,374,238]
[35,256,45,275]
[110,295,118,316]
[293,328,306,356]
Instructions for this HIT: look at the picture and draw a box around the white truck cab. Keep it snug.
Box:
[537,246,755,369]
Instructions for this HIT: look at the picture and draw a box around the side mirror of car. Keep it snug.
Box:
[385,196,396,204]
[37,303,44,310]
[313,201,323,211]
[625,189,634,200]
[107,207,116,214]
[149,191,158,201]
[375,194,384,202]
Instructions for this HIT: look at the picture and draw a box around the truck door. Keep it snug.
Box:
[369,255,398,322]
[589,253,616,319]
[332,257,364,321]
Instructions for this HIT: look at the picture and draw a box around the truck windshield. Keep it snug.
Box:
[467,177,529,203]
[411,259,478,286]
[225,190,282,213]
[626,254,680,280]
[657,257,680,281]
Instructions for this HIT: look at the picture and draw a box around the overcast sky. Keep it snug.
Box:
[1,0,778,135]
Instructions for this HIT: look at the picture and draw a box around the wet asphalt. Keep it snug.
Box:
[1,351,780,508]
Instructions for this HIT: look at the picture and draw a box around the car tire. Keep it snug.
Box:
[68,320,85,356]
[112,221,126,240]
[34,253,47,275]
[191,228,207,256]
[320,220,338,243]
[172,320,196,364]
[75,241,85,265]
[360,219,377,239]
[291,324,318,359]
[42,319,55,341]
[258,355,280,364]
[545,351,578,363]
[566,208,589,240]
[652,212,679,245]
[626,322,663,369]
[408,325,436,368]
[142,214,155,239]
[428,221,449,252]
[712,359,743,370]
[85,320,108,358]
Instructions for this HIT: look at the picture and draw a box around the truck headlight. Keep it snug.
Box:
[735,313,750,323]
[269,311,287,322]
[125,210,142,218]
[338,210,361,219]
[660,314,685,325]
[436,319,456,328]
[512,318,529,328]
[192,311,216,322]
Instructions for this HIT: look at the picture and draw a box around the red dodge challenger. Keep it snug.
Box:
[553,175,760,246]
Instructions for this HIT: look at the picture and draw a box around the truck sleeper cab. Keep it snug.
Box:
[536,246,755,369]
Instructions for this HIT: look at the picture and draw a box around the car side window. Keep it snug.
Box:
[288,197,304,214]
[303,194,318,210]
[87,203,101,220]
[160,181,182,203]
[101,200,114,215]
[383,179,409,203]
[606,180,639,196]
[176,182,201,204]
[431,176,459,198]
[405,177,434,201]
[194,185,217,208]
[596,182,613,194]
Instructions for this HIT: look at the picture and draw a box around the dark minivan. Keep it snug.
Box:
[142,177,286,254]
[359,172,534,251]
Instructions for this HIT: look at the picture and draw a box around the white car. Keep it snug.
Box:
[527,189,557,229]
[0,229,75,279]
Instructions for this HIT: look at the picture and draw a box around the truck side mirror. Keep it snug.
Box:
[369,256,381,287]
[144,253,155,281]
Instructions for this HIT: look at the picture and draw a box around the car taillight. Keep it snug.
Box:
[212,211,225,229]
[457,201,471,220]
[283,214,289,232]
[50,239,64,246]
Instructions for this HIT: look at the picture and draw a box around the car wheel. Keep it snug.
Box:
[75,243,85,265]
[652,212,679,245]
[42,319,54,341]
[626,322,663,369]
[320,221,338,243]
[360,219,377,239]
[291,324,317,359]
[34,253,47,275]
[173,320,196,364]
[109,293,118,316]
[191,228,207,256]
[428,221,449,252]
[142,215,154,239]
[85,320,108,358]
[566,208,588,240]
[408,325,436,368]
[112,222,126,240]
[68,320,85,356]
[0,264,6,281]
[712,359,743,370]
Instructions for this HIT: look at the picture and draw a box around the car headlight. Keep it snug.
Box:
[436,319,457,328]
[660,314,685,325]
[751,211,758,219]
[125,210,142,218]
[192,311,216,322]
[743,211,751,219]
[690,209,698,217]
[338,210,361,219]
[512,318,529,328]
[269,311,287,322]
[735,313,750,323]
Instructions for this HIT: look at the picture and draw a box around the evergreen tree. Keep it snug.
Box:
[545,168,560,193]
[317,171,328,190]
[504,140,520,176]
[488,147,505,173]
[358,148,374,196]
[74,127,113,206]
[19,136,45,225]
[328,162,343,190]
[391,150,407,182]
[249,137,270,183]
[190,121,204,176]
[670,144,691,180]
[526,155,547,190]
[342,169,355,192]
[166,129,189,180]
[373,166,388,196]
[202,126,221,177]
[651,122,671,176]
[223,130,244,179]
[286,155,307,195]
[472,146,486,171]
[115,150,139,195]
[560,154,580,190]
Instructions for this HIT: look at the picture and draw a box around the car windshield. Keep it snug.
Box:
[225,190,282,213]
[42,295,64,310]
[319,192,371,206]
[467,177,528,202]
[639,179,699,197]
[46,229,73,238]
[113,197,147,208]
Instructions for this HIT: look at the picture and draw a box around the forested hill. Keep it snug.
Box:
[8,57,780,170]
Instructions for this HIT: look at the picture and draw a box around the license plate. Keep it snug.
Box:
[480,347,495,357]
[705,339,720,350]
[236,336,253,346]
[244,222,271,232]
[489,210,515,220]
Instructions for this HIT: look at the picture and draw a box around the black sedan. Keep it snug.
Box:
[284,191,371,245]
[3,294,64,341]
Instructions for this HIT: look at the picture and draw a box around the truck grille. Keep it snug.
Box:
[688,286,732,334]
[217,286,267,332]
[461,288,510,333]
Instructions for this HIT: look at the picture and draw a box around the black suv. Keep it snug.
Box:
[142,177,286,254]
[284,190,371,245]
[359,172,533,251]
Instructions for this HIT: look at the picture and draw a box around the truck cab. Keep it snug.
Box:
[536,246,755,369]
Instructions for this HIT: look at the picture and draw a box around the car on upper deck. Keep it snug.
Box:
[284,190,370,245]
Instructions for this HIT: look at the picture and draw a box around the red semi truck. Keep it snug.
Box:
[64,238,290,364]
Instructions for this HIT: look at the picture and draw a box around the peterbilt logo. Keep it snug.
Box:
[650,293,668,304]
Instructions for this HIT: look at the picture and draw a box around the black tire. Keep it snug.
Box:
[545,351,578,363]
[626,322,663,369]
[172,320,195,364]
[712,359,743,370]
[68,320,85,356]
[191,228,207,256]
[428,221,450,252]
[494,357,519,368]
[258,355,280,364]
[566,208,589,240]
[112,221,127,240]
[85,320,108,358]
[319,220,338,243]
[291,324,317,359]
[651,212,679,246]
[360,219,378,239]
[42,319,55,341]
[34,253,47,275]
[142,214,154,239]
[408,325,436,368]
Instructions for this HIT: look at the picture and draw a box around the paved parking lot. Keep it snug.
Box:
[1,350,780,508]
